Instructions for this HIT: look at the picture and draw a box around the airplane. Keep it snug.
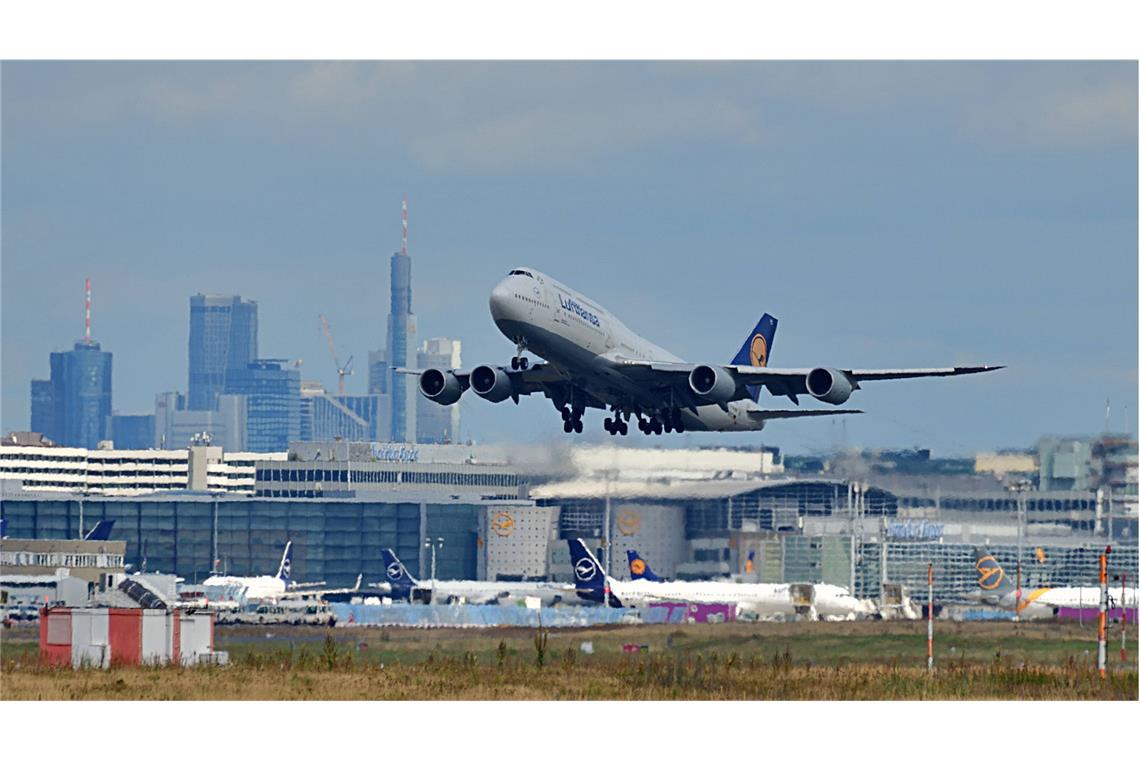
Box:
[409,267,1002,435]
[202,541,328,602]
[626,548,875,619]
[380,548,584,606]
[972,548,1138,619]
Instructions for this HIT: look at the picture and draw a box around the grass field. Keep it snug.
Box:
[2,619,1136,700]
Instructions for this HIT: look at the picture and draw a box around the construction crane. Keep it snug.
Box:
[318,314,354,395]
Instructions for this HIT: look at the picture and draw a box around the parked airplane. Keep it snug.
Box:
[626,548,875,619]
[410,268,1001,435]
[972,548,1138,619]
[380,548,583,606]
[202,542,328,602]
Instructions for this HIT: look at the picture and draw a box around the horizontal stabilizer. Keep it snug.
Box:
[747,409,863,421]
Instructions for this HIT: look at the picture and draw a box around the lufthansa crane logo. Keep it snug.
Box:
[574,557,597,582]
[975,555,1004,591]
[630,558,646,576]
[749,334,768,367]
[281,558,291,580]
[616,510,641,536]
[386,562,403,580]
[491,512,515,537]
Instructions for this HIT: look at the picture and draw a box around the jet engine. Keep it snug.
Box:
[470,365,514,403]
[806,367,854,405]
[688,364,737,403]
[419,368,464,405]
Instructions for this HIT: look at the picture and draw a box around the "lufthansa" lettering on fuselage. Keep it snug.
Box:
[558,294,601,327]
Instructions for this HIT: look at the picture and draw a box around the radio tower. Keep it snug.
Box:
[84,277,92,343]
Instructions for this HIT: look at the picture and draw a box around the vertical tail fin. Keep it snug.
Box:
[277,541,294,583]
[83,519,115,541]
[0,518,6,538]
[730,313,778,401]
[973,547,1014,597]
[744,549,755,574]
[567,539,607,602]
[627,549,663,582]
[381,548,418,596]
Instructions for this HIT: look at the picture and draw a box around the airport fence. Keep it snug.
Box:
[331,602,640,628]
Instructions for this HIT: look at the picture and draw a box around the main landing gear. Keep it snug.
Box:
[603,409,629,436]
[560,405,584,434]
[637,408,685,435]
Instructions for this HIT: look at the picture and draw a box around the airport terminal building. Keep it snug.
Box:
[2,441,1136,603]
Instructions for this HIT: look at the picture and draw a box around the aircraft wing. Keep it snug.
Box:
[617,358,1002,404]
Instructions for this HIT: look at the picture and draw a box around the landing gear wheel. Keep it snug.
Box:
[563,420,574,434]
[560,406,571,421]
[618,422,629,435]
[518,357,529,370]
[573,419,583,434]
[604,418,613,433]
[510,356,519,370]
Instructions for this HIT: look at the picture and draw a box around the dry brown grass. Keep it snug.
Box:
[2,619,1136,700]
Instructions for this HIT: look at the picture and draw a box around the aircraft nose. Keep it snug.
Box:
[489,279,513,322]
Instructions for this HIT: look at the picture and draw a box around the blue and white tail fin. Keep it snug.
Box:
[83,519,115,541]
[381,548,418,596]
[567,539,608,602]
[730,313,778,401]
[627,549,663,582]
[276,541,294,584]
[1,518,9,539]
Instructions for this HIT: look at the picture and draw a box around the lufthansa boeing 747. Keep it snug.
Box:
[411,268,1001,435]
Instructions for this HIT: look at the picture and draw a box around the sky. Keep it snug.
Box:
[1,61,1136,456]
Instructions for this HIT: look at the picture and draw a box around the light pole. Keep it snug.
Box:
[424,536,444,605]
[1006,479,1031,622]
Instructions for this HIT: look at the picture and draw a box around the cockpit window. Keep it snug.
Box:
[508,269,534,278]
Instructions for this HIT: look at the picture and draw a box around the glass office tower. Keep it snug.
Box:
[188,294,258,411]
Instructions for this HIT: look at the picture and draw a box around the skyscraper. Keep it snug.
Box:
[30,341,113,449]
[417,338,461,444]
[29,280,112,449]
[188,294,258,411]
[224,359,300,452]
[386,199,417,443]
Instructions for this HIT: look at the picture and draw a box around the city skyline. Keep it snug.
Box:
[2,62,1136,455]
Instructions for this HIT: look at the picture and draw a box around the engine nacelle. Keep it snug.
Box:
[806,367,854,405]
[688,364,738,403]
[419,369,464,406]
[470,365,514,403]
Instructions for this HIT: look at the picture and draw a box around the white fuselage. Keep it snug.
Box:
[604,577,876,618]
[488,269,767,431]
[417,579,585,606]
[993,586,1139,618]
[202,574,286,602]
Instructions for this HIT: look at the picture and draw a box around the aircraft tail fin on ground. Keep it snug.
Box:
[568,539,607,602]
[0,518,6,538]
[973,547,1014,596]
[276,541,294,583]
[627,549,663,582]
[83,519,114,541]
[381,548,418,594]
[731,313,777,401]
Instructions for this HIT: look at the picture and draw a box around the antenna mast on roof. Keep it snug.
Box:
[84,277,92,342]
[401,196,408,256]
